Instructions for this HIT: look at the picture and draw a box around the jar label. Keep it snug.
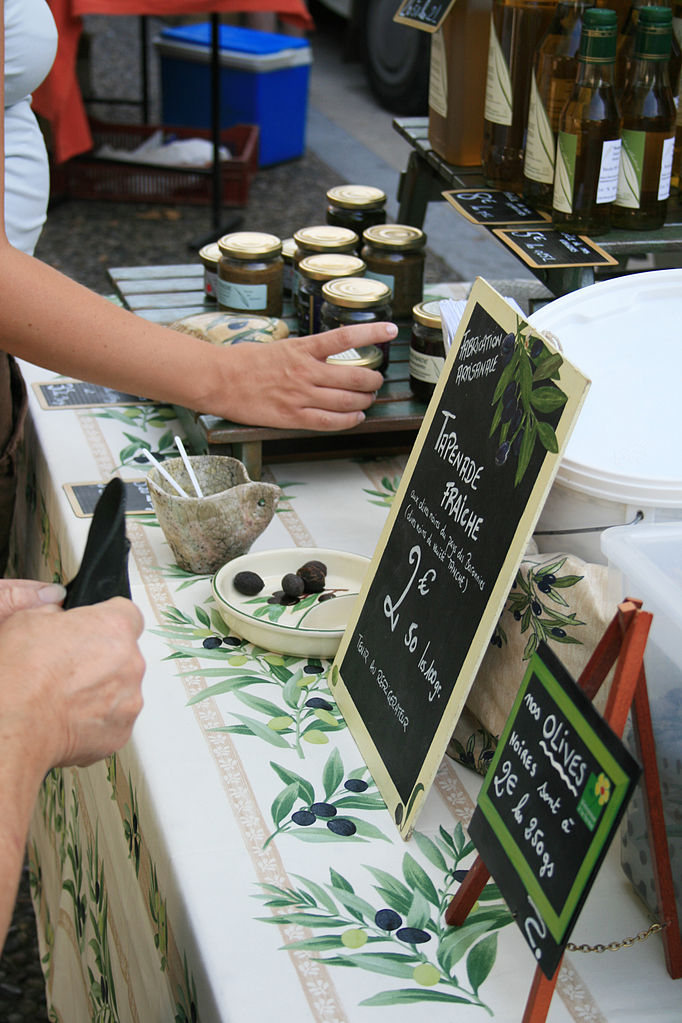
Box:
[409,348,444,384]
[595,138,621,204]
[217,278,268,311]
[553,131,577,214]
[365,269,394,292]
[428,27,448,118]
[658,134,675,200]
[204,268,218,298]
[523,74,555,185]
[484,17,513,127]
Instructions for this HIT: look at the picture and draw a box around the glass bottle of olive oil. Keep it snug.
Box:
[670,0,682,184]
[614,6,676,227]
[481,0,558,189]
[523,0,591,209]
[617,0,681,94]
[552,7,622,233]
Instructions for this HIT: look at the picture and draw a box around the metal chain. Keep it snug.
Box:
[567,921,665,954]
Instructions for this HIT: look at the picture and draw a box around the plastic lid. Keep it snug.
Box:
[528,269,682,508]
[579,7,617,61]
[322,277,392,308]
[218,231,282,259]
[326,185,387,209]
[634,6,672,60]
[293,225,358,251]
[298,253,366,280]
[362,224,426,250]
[159,22,310,55]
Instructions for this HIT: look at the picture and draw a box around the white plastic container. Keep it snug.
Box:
[528,269,682,564]
[601,522,682,938]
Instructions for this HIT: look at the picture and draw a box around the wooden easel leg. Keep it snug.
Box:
[631,671,682,978]
[444,855,490,926]
[521,960,562,1023]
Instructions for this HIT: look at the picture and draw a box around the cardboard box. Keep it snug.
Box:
[155,23,312,167]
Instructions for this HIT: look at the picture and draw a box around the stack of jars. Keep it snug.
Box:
[197,182,439,383]
[481,0,680,231]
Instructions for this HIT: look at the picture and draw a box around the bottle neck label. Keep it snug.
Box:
[429,27,448,118]
[524,74,556,184]
[484,16,513,126]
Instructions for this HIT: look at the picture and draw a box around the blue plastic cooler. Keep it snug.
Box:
[154,23,312,167]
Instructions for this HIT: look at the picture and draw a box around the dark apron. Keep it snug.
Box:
[0,352,28,575]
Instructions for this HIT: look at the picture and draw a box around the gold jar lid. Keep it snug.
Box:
[198,241,221,268]
[327,345,383,369]
[326,184,387,209]
[281,237,296,262]
[412,300,442,329]
[218,231,282,260]
[293,225,358,252]
[362,224,426,251]
[322,277,392,308]
[299,253,366,281]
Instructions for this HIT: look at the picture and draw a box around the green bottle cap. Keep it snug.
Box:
[634,6,672,61]
[579,7,618,62]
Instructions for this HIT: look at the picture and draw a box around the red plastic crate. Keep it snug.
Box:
[50,120,259,207]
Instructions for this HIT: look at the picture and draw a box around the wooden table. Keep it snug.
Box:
[394,117,682,298]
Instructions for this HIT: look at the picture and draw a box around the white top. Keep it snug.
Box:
[3,0,57,254]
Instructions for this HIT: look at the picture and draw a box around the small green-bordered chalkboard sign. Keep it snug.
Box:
[34,379,150,410]
[394,0,456,32]
[444,189,551,226]
[331,278,590,839]
[65,480,153,518]
[493,227,618,270]
[468,642,640,979]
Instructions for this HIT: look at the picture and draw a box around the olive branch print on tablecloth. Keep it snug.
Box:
[363,474,402,508]
[489,322,567,486]
[256,822,511,1010]
[498,556,586,660]
[157,603,345,758]
[265,748,389,847]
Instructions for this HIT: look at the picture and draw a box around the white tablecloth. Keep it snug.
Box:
[12,356,680,1023]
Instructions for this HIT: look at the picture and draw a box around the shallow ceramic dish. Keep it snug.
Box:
[212,547,370,658]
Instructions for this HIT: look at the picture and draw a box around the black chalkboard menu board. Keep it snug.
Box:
[34,379,150,409]
[444,189,551,226]
[331,278,590,839]
[65,480,153,517]
[395,0,456,31]
[493,228,618,270]
[468,642,640,979]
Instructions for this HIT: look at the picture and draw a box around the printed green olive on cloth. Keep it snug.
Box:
[9,357,678,1023]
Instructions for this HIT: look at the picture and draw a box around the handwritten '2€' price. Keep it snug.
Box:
[383,544,436,633]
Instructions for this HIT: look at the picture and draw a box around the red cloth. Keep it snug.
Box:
[32,0,313,164]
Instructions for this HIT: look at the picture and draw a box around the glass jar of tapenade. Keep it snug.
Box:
[409,300,445,401]
[361,224,426,321]
[292,225,358,301]
[320,277,393,371]
[297,253,366,335]
[326,185,387,249]
[281,237,296,305]
[217,231,283,317]
[199,241,221,301]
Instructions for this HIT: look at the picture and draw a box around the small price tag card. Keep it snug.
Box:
[394,0,456,31]
[65,480,153,518]
[493,227,618,269]
[331,278,590,839]
[444,189,551,227]
[468,642,640,979]
[34,379,150,410]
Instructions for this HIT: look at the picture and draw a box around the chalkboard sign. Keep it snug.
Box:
[493,228,618,269]
[395,0,456,32]
[34,379,151,409]
[65,480,153,518]
[468,642,640,979]
[444,189,551,226]
[331,278,590,839]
